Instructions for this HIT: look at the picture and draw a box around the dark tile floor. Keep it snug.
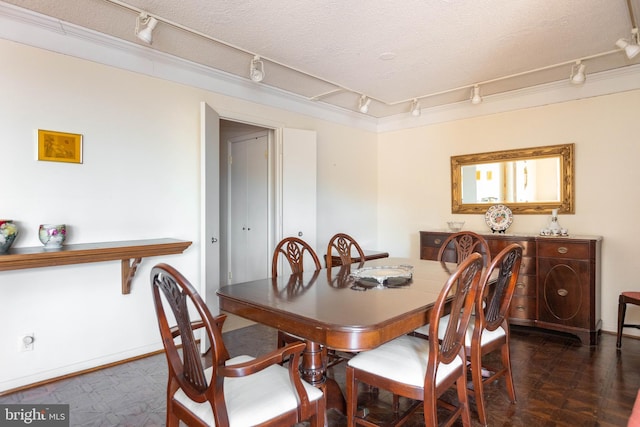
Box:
[2,325,639,426]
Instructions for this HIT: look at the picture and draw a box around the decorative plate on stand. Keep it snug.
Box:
[485,204,513,233]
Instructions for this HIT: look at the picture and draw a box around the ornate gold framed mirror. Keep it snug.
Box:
[451,143,574,214]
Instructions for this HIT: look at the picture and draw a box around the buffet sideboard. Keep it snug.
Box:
[420,230,602,345]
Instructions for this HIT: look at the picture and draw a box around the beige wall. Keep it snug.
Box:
[0,39,378,392]
[378,89,640,337]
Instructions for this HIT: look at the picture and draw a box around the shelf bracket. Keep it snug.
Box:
[121,257,142,294]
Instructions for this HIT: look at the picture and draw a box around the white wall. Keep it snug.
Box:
[0,39,379,392]
[378,89,640,338]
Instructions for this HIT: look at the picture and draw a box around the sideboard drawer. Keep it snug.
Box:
[519,256,536,276]
[510,296,536,320]
[513,274,536,297]
[419,232,450,260]
[537,241,590,259]
[488,238,536,258]
[421,232,450,248]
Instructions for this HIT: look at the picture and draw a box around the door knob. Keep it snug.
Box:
[211,237,218,243]
[298,231,303,237]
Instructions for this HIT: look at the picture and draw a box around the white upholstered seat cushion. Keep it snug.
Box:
[414,315,506,347]
[173,355,323,426]
[347,335,463,388]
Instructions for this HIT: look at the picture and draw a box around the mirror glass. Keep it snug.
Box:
[451,144,574,214]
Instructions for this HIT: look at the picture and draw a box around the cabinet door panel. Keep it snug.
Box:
[538,258,590,327]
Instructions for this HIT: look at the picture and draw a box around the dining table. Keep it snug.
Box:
[216,256,455,413]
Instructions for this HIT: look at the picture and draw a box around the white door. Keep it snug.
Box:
[201,102,220,353]
[229,134,269,283]
[201,102,220,310]
[279,128,317,274]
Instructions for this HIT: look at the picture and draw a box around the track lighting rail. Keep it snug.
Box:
[104,0,639,114]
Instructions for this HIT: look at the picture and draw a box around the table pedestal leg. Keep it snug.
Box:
[300,341,346,414]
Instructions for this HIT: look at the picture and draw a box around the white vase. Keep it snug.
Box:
[548,209,561,234]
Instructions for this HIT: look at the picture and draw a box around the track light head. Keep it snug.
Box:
[410,99,421,117]
[570,61,586,85]
[250,55,265,82]
[470,85,483,105]
[135,12,158,44]
[358,95,371,114]
[616,28,640,59]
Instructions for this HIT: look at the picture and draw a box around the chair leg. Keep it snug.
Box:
[310,398,325,427]
[617,298,627,349]
[346,366,357,427]
[457,374,473,427]
[470,348,487,427]
[166,404,179,427]
[501,341,516,403]
[422,387,439,427]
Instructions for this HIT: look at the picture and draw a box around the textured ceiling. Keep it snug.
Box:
[4,0,640,117]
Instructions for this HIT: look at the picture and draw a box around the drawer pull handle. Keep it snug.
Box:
[434,239,442,245]
[557,247,568,254]
[557,288,568,297]
[516,305,525,311]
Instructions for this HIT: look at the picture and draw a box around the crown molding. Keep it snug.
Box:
[0,2,379,132]
[1,1,638,134]
[378,62,640,132]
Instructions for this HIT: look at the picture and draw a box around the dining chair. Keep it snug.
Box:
[617,292,640,348]
[412,230,491,337]
[271,236,348,368]
[272,237,322,349]
[326,232,366,269]
[466,243,523,426]
[413,243,522,426]
[150,263,325,427]
[272,236,322,277]
[438,231,491,269]
[346,253,483,427]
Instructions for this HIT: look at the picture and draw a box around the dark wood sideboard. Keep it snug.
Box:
[420,231,602,345]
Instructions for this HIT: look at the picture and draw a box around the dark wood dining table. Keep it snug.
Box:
[216,257,454,413]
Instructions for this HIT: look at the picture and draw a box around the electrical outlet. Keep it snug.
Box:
[20,333,35,352]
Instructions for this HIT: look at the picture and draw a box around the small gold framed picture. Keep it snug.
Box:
[37,129,83,164]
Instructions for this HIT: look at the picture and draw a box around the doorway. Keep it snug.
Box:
[202,109,317,321]
[220,120,275,286]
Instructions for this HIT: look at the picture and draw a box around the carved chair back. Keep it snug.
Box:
[438,231,491,267]
[326,233,366,269]
[271,237,321,277]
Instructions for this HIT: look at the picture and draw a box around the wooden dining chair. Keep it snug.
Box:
[346,253,483,427]
[438,231,491,268]
[414,243,522,426]
[617,292,640,348]
[272,236,322,277]
[272,237,322,350]
[467,243,523,426]
[412,230,491,337]
[326,232,366,269]
[150,263,324,427]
